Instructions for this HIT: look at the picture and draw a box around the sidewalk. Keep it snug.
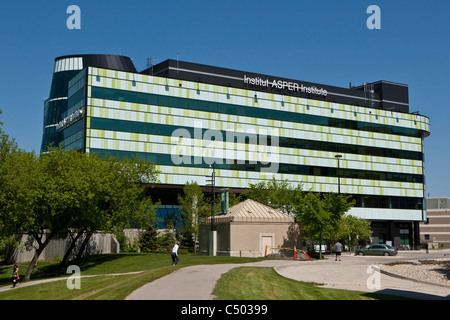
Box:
[125,260,295,300]
[126,252,450,300]
[275,253,450,300]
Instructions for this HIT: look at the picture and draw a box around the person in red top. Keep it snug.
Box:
[11,264,19,288]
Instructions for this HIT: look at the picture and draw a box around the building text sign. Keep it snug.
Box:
[243,75,328,97]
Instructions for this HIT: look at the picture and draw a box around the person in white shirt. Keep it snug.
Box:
[334,241,343,261]
[171,241,180,266]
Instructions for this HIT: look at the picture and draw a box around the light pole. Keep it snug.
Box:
[206,165,217,256]
[205,165,216,231]
[335,154,342,194]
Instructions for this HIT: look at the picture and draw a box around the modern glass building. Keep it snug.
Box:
[41,54,430,248]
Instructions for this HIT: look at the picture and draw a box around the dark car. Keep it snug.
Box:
[355,244,398,256]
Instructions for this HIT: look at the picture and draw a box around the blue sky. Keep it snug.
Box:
[0,0,449,197]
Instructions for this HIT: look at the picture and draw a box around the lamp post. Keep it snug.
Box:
[206,165,217,256]
[205,165,216,230]
[335,154,342,194]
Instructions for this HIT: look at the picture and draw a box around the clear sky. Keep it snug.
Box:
[0,0,449,198]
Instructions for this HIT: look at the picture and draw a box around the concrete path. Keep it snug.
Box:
[126,251,450,300]
[275,254,450,300]
[126,260,294,300]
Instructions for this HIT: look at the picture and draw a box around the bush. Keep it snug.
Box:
[138,227,176,253]
[116,231,139,253]
[138,227,158,253]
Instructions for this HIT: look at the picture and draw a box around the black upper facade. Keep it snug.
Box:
[142,59,410,113]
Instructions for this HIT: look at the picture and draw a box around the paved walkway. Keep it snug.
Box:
[126,251,450,300]
[126,260,294,300]
[276,254,450,300]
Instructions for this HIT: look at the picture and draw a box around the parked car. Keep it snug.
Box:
[355,244,398,256]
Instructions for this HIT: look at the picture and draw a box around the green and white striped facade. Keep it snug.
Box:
[60,62,430,223]
[42,54,431,239]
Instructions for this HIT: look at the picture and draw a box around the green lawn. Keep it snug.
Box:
[1,254,408,300]
[213,267,408,300]
[0,253,266,300]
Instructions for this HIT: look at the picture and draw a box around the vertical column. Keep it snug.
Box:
[209,230,217,256]
[413,221,421,250]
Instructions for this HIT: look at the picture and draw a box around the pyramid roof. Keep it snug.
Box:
[207,199,294,223]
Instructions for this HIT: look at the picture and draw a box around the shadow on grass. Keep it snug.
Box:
[1,253,268,287]
[0,253,145,286]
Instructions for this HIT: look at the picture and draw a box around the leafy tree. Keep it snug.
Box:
[177,181,209,252]
[0,110,22,255]
[243,177,304,216]
[0,150,41,264]
[60,153,159,264]
[297,192,354,259]
[333,215,372,252]
[0,144,159,279]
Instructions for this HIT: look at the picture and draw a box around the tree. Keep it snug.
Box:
[177,182,209,252]
[0,111,22,256]
[20,148,103,279]
[297,192,354,259]
[0,144,159,279]
[243,177,304,216]
[0,150,41,263]
[60,153,159,264]
[334,215,372,252]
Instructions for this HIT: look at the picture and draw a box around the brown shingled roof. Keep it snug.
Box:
[207,199,294,223]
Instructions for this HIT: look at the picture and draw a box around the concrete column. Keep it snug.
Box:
[209,230,217,256]
[413,221,421,250]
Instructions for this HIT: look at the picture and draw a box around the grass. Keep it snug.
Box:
[0,253,266,300]
[0,267,174,300]
[213,267,408,300]
[1,254,409,300]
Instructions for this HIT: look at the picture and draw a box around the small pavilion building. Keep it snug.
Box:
[199,199,300,257]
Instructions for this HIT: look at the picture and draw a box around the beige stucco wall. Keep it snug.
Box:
[199,221,299,257]
[420,209,450,248]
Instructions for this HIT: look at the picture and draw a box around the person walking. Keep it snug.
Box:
[334,241,343,261]
[11,264,19,288]
[171,241,180,266]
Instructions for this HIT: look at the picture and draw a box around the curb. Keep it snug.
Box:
[374,265,450,289]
